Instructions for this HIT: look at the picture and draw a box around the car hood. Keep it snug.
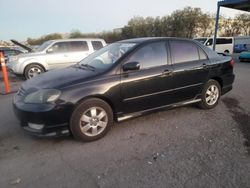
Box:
[11,40,33,52]
[17,51,44,58]
[22,65,99,90]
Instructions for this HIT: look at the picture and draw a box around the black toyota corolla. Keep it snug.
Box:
[13,38,235,141]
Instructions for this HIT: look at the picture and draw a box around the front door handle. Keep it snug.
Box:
[161,69,172,76]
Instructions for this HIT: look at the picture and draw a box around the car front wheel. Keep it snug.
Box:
[24,64,45,79]
[199,79,221,109]
[70,98,113,142]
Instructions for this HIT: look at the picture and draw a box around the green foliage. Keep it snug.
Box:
[235,13,250,36]
[68,30,122,43]
[26,7,250,45]
[27,33,63,45]
[122,7,215,38]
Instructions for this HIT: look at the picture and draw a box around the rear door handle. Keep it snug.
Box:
[202,63,207,67]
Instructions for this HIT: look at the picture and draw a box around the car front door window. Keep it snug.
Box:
[48,42,68,54]
[126,42,168,70]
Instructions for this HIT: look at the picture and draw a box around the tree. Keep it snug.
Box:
[27,33,62,45]
[26,7,249,45]
[235,13,250,35]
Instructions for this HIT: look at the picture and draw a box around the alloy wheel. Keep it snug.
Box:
[28,67,42,78]
[205,84,219,106]
[79,107,108,137]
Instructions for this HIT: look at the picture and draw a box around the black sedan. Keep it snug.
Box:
[13,37,235,141]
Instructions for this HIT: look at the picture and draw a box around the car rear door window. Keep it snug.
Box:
[127,42,168,69]
[91,41,103,50]
[170,41,199,64]
[68,41,89,52]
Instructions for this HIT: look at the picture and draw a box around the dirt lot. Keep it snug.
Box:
[0,56,250,188]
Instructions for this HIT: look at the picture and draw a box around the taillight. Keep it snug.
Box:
[229,59,235,67]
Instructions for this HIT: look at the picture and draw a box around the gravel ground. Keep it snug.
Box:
[0,56,250,188]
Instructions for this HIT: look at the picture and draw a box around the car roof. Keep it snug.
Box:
[49,38,105,42]
[119,37,220,59]
[119,37,195,44]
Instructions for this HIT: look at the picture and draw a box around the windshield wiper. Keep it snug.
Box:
[78,64,96,71]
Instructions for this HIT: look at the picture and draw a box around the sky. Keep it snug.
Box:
[0,0,247,41]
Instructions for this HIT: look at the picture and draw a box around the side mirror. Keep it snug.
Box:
[46,48,53,54]
[123,62,140,72]
[206,42,211,46]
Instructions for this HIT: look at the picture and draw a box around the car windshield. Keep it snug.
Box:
[194,38,207,44]
[36,41,53,52]
[79,42,137,70]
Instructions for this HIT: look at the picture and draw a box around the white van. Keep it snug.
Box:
[7,38,106,79]
[194,37,234,54]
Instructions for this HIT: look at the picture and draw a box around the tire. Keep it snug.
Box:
[224,50,229,53]
[24,64,45,79]
[70,98,113,142]
[198,79,221,110]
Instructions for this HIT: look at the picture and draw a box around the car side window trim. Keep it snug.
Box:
[197,46,209,60]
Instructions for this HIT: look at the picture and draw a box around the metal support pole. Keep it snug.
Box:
[213,3,220,51]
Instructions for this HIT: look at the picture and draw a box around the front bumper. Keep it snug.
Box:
[13,96,73,137]
[7,60,23,74]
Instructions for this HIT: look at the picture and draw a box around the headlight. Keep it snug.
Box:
[24,89,61,104]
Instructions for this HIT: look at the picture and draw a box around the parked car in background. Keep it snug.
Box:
[234,44,248,53]
[7,38,106,79]
[194,37,234,54]
[13,37,235,142]
[0,47,24,70]
[239,51,250,62]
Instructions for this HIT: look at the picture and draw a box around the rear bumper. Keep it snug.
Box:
[221,73,235,95]
[221,85,233,95]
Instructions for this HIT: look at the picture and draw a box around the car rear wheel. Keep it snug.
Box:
[70,98,113,142]
[24,64,45,79]
[198,79,221,109]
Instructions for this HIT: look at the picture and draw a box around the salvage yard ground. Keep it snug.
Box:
[0,55,250,188]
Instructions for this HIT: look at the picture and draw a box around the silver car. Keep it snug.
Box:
[8,38,106,79]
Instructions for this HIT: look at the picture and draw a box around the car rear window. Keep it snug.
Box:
[170,41,199,64]
[91,41,103,50]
